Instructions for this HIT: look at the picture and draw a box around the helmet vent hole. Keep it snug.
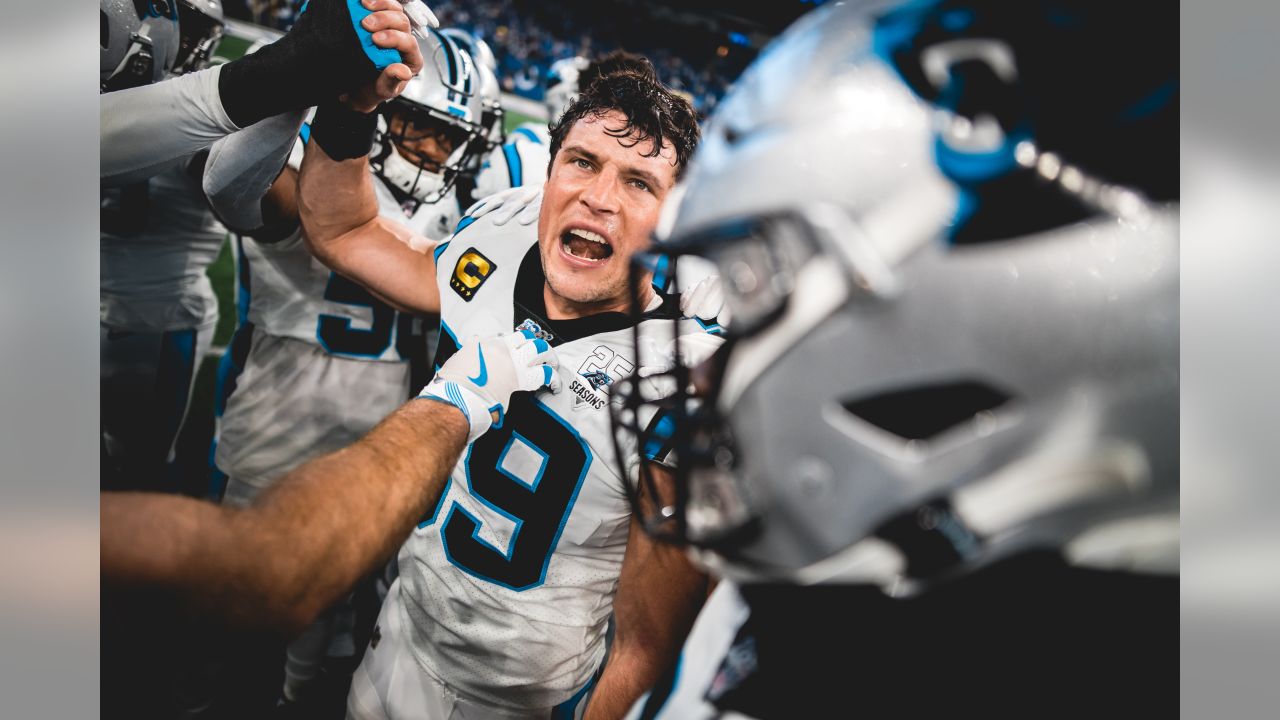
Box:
[841,380,1012,442]
[101,10,110,50]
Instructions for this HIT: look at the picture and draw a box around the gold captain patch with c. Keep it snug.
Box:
[449,248,496,302]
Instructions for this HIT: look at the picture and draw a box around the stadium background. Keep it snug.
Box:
[172,0,828,495]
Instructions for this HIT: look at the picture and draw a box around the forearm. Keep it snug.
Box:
[241,399,468,630]
[585,521,709,720]
[586,651,673,720]
[297,135,381,251]
[101,66,240,186]
[101,399,468,635]
[298,139,441,313]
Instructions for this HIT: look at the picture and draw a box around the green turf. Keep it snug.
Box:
[212,34,252,62]
[503,110,542,133]
[208,236,236,347]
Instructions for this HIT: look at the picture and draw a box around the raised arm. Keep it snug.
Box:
[297,111,441,314]
[102,0,425,186]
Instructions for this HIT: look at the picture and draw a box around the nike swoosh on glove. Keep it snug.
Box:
[418,330,562,443]
[218,0,435,128]
[463,185,542,227]
[679,274,730,335]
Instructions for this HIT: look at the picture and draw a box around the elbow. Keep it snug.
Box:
[266,594,326,639]
[249,566,334,638]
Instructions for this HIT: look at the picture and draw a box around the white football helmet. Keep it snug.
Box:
[610,0,1178,592]
[544,56,590,125]
[100,0,180,91]
[439,27,497,73]
[373,29,488,205]
[439,28,505,152]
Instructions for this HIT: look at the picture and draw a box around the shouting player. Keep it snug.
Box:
[297,69,720,718]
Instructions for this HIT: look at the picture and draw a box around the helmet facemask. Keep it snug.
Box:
[610,211,839,555]
[373,98,485,206]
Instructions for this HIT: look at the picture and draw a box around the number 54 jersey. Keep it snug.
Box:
[395,212,711,711]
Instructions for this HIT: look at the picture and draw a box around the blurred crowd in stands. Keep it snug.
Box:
[225,0,760,117]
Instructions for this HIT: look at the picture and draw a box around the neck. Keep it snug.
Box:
[542,282,655,320]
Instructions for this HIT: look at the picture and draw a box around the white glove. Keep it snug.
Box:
[680,275,730,334]
[419,330,561,442]
[463,185,543,227]
[400,0,439,38]
[637,333,723,376]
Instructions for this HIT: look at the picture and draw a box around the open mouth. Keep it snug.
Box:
[561,228,614,262]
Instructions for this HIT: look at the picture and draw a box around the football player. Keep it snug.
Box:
[100,0,227,495]
[615,1,1179,717]
[201,28,489,707]
[101,0,427,186]
[297,69,721,719]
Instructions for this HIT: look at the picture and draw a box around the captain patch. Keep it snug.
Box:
[450,248,496,302]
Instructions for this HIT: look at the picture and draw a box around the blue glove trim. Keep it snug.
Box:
[347,0,402,69]
[444,381,470,423]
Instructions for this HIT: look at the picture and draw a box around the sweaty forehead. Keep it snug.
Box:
[566,110,678,171]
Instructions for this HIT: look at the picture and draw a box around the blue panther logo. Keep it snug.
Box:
[581,370,613,391]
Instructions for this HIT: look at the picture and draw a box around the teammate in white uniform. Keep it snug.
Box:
[100,0,226,494]
[203,28,489,708]
[475,123,552,200]
[297,69,716,719]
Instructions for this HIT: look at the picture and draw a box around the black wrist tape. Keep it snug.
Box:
[310,103,379,160]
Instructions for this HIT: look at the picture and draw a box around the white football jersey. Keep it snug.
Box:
[216,145,458,490]
[241,164,458,361]
[100,160,226,332]
[474,124,552,200]
[396,212,712,710]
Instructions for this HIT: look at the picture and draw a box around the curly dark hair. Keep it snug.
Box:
[579,50,657,91]
[548,69,700,180]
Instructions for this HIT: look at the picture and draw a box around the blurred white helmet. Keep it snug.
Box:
[475,62,506,153]
[544,56,590,125]
[373,29,488,205]
[100,0,180,91]
[611,0,1178,592]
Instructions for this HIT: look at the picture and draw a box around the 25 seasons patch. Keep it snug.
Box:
[450,248,496,302]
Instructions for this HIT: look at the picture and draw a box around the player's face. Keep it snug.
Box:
[387,111,463,173]
[537,110,678,318]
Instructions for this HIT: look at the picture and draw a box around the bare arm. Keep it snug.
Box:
[584,471,710,720]
[297,136,441,314]
[102,398,466,636]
